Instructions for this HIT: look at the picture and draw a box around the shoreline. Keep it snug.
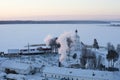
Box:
[0,20,110,24]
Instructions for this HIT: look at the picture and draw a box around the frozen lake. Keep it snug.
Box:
[0,24,120,52]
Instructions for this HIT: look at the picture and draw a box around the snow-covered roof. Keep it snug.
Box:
[26,75,45,80]
[43,66,117,79]
[6,74,26,80]
[32,63,42,68]
[0,72,6,78]
[0,60,31,70]
[91,48,107,56]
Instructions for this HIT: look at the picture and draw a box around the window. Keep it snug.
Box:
[68,77,69,80]
[31,49,35,51]
[45,74,47,77]
[58,76,60,78]
[51,75,53,77]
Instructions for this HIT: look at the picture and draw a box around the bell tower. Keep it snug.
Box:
[67,30,81,64]
[74,29,81,51]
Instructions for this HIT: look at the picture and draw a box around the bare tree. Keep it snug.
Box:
[49,37,60,53]
[106,50,119,67]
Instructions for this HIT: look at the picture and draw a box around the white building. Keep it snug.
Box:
[91,48,108,67]
[115,57,120,70]
[70,30,81,51]
[66,30,82,65]
[42,66,119,80]
[8,49,20,54]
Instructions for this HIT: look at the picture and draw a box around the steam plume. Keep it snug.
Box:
[44,35,53,46]
[57,32,73,62]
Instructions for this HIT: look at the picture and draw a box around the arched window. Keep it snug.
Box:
[72,78,73,80]
[51,75,53,77]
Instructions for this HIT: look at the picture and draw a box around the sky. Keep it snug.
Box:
[0,0,120,20]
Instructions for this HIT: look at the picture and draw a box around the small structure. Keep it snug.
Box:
[8,49,20,54]
[0,72,6,79]
[0,52,4,56]
[0,60,34,75]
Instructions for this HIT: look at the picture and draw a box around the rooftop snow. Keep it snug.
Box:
[0,60,31,70]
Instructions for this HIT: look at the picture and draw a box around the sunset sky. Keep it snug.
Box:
[0,0,120,20]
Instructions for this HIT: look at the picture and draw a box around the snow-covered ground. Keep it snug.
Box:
[0,52,119,80]
[0,54,59,80]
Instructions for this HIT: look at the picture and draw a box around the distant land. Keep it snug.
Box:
[0,20,111,24]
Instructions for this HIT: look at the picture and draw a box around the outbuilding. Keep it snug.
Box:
[0,60,34,75]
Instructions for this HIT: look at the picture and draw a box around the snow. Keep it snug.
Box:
[92,48,109,67]
[0,60,32,74]
[0,72,6,78]
[6,74,26,80]
[115,57,120,70]
[43,66,119,80]
[0,60,30,70]
[0,25,120,80]
[26,73,44,80]
[0,52,119,80]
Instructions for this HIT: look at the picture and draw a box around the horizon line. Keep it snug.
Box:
[0,20,120,25]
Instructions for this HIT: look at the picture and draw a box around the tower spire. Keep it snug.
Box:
[75,29,78,34]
